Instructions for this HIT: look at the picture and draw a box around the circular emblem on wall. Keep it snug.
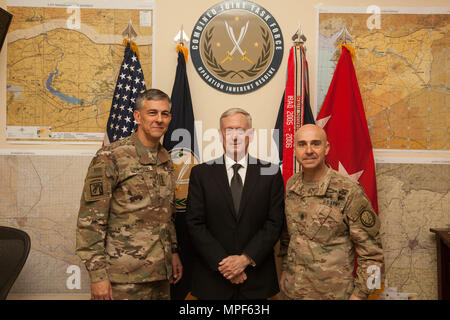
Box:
[190,0,284,94]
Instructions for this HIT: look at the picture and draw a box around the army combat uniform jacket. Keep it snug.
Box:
[280,167,384,299]
[76,132,178,284]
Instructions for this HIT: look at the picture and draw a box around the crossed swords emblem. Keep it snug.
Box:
[220,20,254,65]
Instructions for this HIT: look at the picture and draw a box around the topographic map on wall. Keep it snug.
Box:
[6,0,153,143]
[377,163,449,300]
[0,154,93,295]
[317,7,449,151]
[0,155,447,298]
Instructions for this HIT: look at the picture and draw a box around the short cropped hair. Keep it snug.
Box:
[220,108,252,129]
[136,89,171,110]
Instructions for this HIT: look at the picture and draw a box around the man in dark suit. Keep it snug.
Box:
[186,108,284,300]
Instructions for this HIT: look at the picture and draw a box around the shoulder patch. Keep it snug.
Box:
[360,210,376,228]
[87,164,105,178]
[358,208,380,237]
[84,177,111,202]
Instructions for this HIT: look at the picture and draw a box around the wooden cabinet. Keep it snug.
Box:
[430,228,450,300]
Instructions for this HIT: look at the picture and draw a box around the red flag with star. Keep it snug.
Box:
[316,45,378,214]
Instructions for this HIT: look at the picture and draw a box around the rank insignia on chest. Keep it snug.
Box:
[157,174,166,186]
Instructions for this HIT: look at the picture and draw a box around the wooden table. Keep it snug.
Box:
[430,228,450,300]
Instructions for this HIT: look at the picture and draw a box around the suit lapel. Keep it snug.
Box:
[212,158,237,219]
[237,156,259,221]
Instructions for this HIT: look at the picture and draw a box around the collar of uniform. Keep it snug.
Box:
[131,132,167,165]
[157,146,171,165]
[288,166,332,197]
[287,172,304,196]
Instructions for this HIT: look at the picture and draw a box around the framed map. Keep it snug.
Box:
[317,7,449,151]
[6,0,154,143]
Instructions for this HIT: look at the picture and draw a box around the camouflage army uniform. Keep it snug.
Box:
[111,281,170,300]
[76,132,177,298]
[280,167,384,300]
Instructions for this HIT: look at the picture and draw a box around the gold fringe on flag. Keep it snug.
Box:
[338,43,355,61]
[123,39,141,59]
[176,44,189,63]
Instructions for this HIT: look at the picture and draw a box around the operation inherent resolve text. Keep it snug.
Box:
[196,66,277,92]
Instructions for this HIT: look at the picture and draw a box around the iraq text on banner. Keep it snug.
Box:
[274,42,315,186]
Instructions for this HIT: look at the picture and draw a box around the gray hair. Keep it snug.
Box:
[136,89,171,110]
[220,108,252,129]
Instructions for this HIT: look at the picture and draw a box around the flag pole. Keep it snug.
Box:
[292,24,307,176]
[278,24,315,185]
[104,22,146,146]
[122,19,138,41]
[316,29,384,298]
[174,25,189,63]
[333,26,355,62]
[165,29,198,300]
[291,23,307,45]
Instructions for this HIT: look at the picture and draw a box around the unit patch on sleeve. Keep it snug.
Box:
[360,210,376,228]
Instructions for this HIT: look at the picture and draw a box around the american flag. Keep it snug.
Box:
[104,42,146,145]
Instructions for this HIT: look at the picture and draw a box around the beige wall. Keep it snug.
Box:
[1,0,6,146]
[1,0,448,300]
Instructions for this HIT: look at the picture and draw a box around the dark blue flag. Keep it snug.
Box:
[163,48,198,300]
[163,50,198,155]
[105,41,146,144]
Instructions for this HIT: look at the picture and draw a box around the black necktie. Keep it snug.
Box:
[230,163,243,214]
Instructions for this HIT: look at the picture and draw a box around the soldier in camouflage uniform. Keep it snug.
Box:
[279,124,384,300]
[76,89,182,300]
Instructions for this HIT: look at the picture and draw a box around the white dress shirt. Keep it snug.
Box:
[224,154,257,266]
[225,154,248,186]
